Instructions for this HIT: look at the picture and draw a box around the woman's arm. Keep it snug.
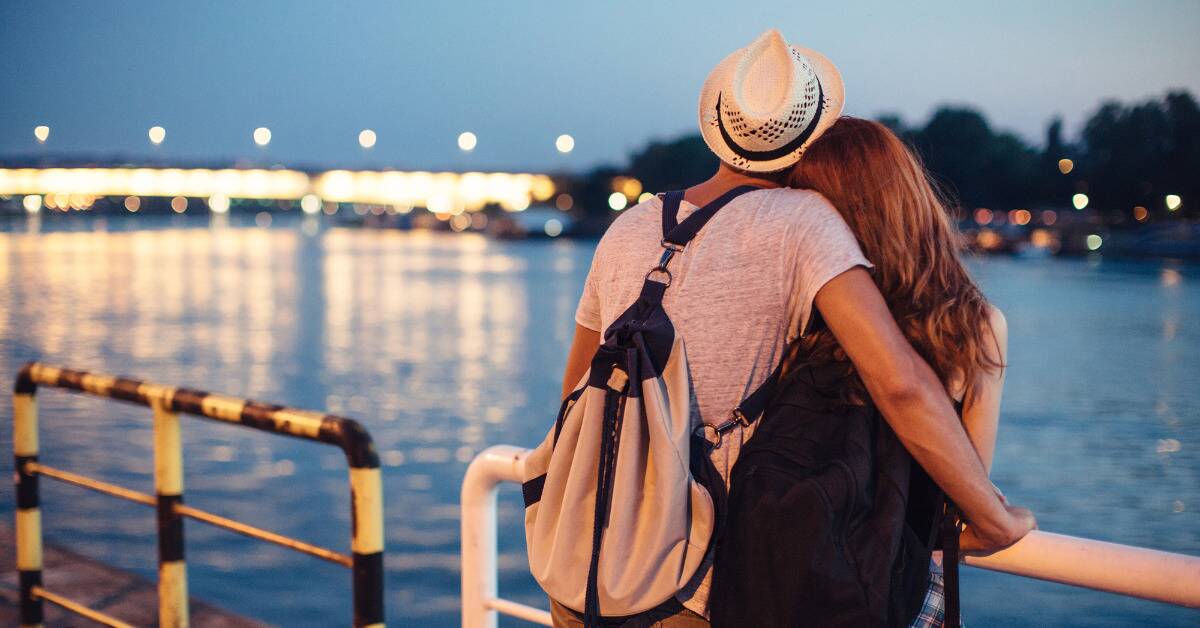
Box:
[814,268,1034,554]
[562,323,601,399]
[961,305,1008,472]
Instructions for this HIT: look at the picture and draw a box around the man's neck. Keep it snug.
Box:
[684,164,785,206]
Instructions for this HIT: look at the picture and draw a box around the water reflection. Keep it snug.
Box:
[0,218,1196,625]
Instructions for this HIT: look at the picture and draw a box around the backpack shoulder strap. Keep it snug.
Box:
[661,185,763,249]
[660,190,686,241]
[697,351,786,448]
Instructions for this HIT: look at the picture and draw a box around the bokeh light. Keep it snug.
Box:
[555,134,575,153]
[22,194,42,213]
[1165,194,1182,211]
[1133,206,1149,222]
[148,126,166,145]
[1072,193,1089,210]
[544,218,563,237]
[1086,234,1103,251]
[300,194,321,214]
[1057,158,1074,174]
[457,132,477,152]
[33,126,49,143]
[358,129,377,149]
[124,196,141,212]
[555,193,574,211]
[208,194,230,213]
[253,127,272,146]
[608,192,627,211]
[171,196,188,213]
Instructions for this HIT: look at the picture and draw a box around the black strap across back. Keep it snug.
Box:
[656,186,786,447]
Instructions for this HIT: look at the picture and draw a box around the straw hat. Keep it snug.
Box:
[699,29,844,173]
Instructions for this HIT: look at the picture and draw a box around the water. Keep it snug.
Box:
[0,214,1196,627]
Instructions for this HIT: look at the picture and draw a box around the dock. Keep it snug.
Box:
[0,524,264,627]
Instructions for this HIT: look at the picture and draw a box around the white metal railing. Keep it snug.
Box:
[460,445,1200,627]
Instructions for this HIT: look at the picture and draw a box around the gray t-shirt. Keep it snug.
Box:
[574,187,872,616]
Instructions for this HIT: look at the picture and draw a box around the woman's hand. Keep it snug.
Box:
[960,502,1036,555]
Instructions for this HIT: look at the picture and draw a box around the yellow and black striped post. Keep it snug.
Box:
[13,370,43,628]
[342,424,384,628]
[153,396,189,627]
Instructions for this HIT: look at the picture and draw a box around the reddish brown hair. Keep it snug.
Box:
[788,117,1001,401]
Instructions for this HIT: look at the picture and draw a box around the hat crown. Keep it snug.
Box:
[733,29,800,116]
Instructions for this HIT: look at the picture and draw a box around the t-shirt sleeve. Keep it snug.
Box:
[574,247,604,332]
[781,195,874,341]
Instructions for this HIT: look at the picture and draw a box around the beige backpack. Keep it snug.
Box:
[522,187,782,623]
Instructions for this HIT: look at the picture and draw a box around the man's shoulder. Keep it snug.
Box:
[757,187,840,223]
[599,197,662,241]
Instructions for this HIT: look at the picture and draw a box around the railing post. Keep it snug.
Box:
[462,445,538,628]
[153,399,189,628]
[339,420,385,628]
[13,369,43,628]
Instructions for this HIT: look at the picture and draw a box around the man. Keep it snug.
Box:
[556,29,1035,625]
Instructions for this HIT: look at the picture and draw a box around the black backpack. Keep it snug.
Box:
[710,358,961,627]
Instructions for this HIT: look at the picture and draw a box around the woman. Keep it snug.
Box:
[789,117,1008,626]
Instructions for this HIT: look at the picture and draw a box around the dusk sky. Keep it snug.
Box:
[2,1,1198,172]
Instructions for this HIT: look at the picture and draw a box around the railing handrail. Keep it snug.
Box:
[12,362,386,627]
[460,445,1200,627]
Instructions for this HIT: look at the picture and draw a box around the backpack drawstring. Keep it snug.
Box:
[584,359,631,628]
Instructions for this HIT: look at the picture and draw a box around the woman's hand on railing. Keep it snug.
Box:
[960,503,1037,556]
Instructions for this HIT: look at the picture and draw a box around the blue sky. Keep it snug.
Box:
[2,1,1197,172]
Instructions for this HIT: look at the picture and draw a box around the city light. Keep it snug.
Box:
[358,129,377,149]
[1165,194,1182,211]
[544,218,564,237]
[1134,206,1149,222]
[1041,210,1058,225]
[555,134,575,154]
[124,196,141,212]
[171,196,188,213]
[1057,158,1074,174]
[300,193,321,214]
[34,126,50,143]
[1086,234,1103,251]
[458,131,477,152]
[1010,209,1032,225]
[638,192,654,203]
[23,194,42,213]
[974,208,994,225]
[208,194,230,213]
[253,127,272,146]
[608,192,628,211]
[612,176,643,199]
[0,167,554,213]
[148,126,166,145]
[555,193,574,211]
[1072,193,1089,210]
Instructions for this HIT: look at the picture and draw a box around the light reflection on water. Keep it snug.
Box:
[0,216,1196,627]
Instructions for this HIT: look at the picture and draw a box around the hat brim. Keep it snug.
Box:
[698,45,845,173]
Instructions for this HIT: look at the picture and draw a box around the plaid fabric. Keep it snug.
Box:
[910,559,963,628]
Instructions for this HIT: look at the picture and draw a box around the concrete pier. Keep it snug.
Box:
[0,524,264,627]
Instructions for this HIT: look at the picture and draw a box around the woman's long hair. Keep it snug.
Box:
[787,117,1001,403]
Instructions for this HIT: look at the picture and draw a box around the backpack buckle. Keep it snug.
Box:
[693,423,724,449]
[693,411,750,449]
